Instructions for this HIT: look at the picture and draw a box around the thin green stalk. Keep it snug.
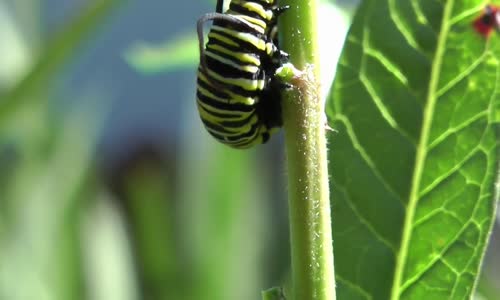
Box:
[279,0,336,299]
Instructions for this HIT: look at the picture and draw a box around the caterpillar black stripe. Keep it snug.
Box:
[196,0,289,148]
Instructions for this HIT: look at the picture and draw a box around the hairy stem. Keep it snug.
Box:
[279,0,336,299]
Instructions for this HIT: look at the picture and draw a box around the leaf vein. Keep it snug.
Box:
[388,0,424,52]
[400,219,476,292]
[391,1,455,298]
[419,125,491,197]
[436,53,487,98]
[331,175,397,253]
[336,275,372,300]
[336,115,406,206]
[364,48,409,86]
[427,111,489,150]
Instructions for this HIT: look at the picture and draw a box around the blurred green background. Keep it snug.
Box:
[0,1,498,300]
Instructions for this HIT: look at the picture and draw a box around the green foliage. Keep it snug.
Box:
[0,1,122,299]
[327,1,499,299]
[0,0,123,124]
[124,34,199,74]
[178,143,273,300]
[262,287,286,300]
[1,0,499,299]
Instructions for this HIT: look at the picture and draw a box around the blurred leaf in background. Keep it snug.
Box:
[0,1,124,300]
[123,34,199,74]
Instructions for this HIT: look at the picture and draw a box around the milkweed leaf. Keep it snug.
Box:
[326,1,500,299]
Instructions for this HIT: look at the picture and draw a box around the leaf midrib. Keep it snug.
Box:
[389,1,455,299]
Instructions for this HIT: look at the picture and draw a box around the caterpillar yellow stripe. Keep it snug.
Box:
[196,0,289,148]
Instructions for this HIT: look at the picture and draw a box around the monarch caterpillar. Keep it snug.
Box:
[196,0,289,148]
[473,5,500,37]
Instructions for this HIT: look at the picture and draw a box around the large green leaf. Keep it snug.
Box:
[326,1,500,299]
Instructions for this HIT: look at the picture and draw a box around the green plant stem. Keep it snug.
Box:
[279,0,336,299]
